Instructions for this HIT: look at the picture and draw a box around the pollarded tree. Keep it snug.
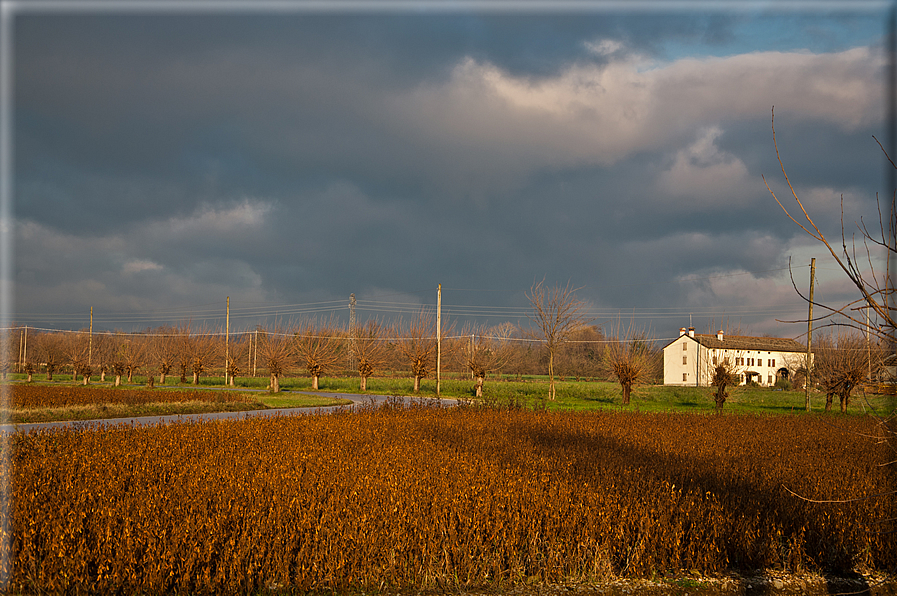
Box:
[293,318,344,391]
[460,322,519,397]
[90,332,113,382]
[33,332,64,381]
[527,280,590,400]
[116,333,148,384]
[225,333,250,387]
[395,309,437,393]
[351,319,390,391]
[602,319,659,406]
[64,330,92,382]
[814,331,869,413]
[175,326,220,385]
[150,326,179,385]
[710,361,737,413]
[257,326,293,393]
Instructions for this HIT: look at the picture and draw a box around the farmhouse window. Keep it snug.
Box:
[682,343,687,351]
[682,373,688,382]
[682,355,687,365]
[768,375,773,384]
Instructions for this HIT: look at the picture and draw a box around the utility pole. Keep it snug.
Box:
[225,297,230,385]
[436,284,442,397]
[88,307,93,367]
[805,258,816,412]
[349,293,357,371]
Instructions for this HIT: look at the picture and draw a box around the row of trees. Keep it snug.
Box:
[1,311,664,398]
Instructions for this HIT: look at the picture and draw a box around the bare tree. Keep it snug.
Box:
[293,318,344,391]
[0,328,16,380]
[765,108,897,343]
[352,319,389,391]
[459,322,518,397]
[814,331,870,413]
[557,325,605,380]
[116,333,148,384]
[602,319,658,406]
[257,326,293,393]
[33,332,64,381]
[225,333,250,387]
[526,280,590,400]
[91,332,113,382]
[63,331,88,382]
[710,361,737,413]
[188,329,220,385]
[150,326,179,385]
[395,309,437,393]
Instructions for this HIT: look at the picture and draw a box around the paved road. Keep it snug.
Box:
[1,391,459,434]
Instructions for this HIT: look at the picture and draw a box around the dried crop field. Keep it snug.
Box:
[7,384,256,409]
[7,403,896,594]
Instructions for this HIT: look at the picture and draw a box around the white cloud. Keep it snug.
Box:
[122,259,163,274]
[396,45,882,176]
[583,39,623,57]
[169,199,272,237]
[656,127,750,202]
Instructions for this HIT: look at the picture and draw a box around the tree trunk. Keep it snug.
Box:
[825,393,833,411]
[229,376,235,387]
[360,375,368,391]
[312,375,319,390]
[271,374,280,393]
[622,382,631,405]
[715,386,727,413]
[413,375,421,393]
[548,351,556,400]
[160,372,166,385]
[475,376,484,398]
[193,372,199,385]
[26,372,32,382]
[82,375,89,386]
[100,370,106,382]
[127,369,133,383]
[72,370,77,382]
[115,374,121,387]
[840,393,850,413]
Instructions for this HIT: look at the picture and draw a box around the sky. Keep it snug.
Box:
[3,1,895,343]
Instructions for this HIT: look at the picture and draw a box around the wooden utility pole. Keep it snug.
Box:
[805,258,816,411]
[349,293,357,371]
[225,297,230,385]
[88,307,93,367]
[436,284,442,397]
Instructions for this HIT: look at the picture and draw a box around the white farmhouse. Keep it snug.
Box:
[663,327,808,387]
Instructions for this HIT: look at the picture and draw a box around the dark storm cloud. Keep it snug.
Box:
[10,8,890,335]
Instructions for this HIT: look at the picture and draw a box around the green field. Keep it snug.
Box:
[3,373,895,420]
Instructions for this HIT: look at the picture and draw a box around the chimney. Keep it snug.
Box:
[717,330,724,341]
[679,327,687,337]
[688,327,695,338]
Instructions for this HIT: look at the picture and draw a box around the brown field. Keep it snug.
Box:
[7,384,256,409]
[6,402,895,594]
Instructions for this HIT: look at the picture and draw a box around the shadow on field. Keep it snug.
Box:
[429,408,891,583]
